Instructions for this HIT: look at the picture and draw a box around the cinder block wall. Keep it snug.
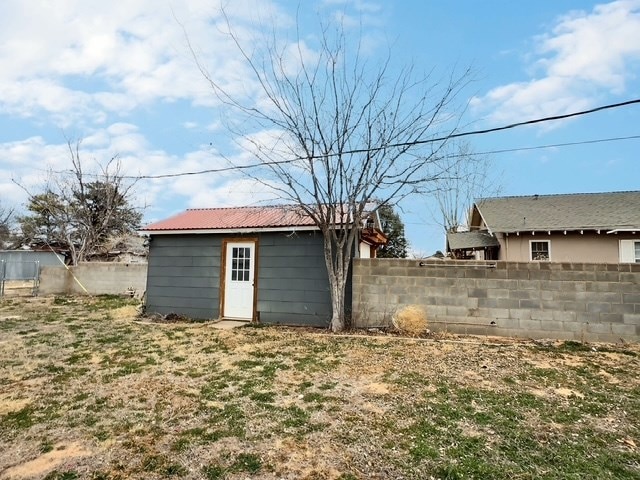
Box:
[352,259,640,343]
[40,263,147,298]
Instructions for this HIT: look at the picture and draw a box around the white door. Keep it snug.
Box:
[223,241,255,319]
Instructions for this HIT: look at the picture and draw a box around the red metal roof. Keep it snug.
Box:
[142,205,318,232]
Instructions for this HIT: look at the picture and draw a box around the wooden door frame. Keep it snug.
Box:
[219,237,259,321]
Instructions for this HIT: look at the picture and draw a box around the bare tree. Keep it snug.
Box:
[433,141,502,234]
[18,140,142,265]
[196,16,471,331]
[0,201,14,246]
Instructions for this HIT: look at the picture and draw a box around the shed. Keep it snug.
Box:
[140,205,386,325]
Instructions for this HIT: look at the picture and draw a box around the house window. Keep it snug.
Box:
[635,241,640,263]
[530,240,550,261]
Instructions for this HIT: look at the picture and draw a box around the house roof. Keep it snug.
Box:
[447,231,500,250]
[142,206,317,232]
[475,191,640,233]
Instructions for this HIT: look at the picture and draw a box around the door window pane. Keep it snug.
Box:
[230,246,251,282]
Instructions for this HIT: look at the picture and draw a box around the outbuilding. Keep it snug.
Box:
[140,205,386,326]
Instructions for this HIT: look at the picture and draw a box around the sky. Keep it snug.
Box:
[1,0,639,255]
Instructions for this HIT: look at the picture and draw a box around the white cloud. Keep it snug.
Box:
[472,0,640,123]
[0,0,290,123]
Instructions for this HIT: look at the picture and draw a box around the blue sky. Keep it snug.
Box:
[1,0,639,255]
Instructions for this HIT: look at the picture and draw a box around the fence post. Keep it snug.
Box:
[0,260,5,297]
[33,260,40,296]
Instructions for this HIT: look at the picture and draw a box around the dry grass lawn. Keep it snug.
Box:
[0,295,639,479]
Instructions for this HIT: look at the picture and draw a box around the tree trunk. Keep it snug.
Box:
[323,227,357,333]
[328,267,346,332]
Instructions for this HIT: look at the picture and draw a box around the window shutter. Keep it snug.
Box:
[619,240,635,263]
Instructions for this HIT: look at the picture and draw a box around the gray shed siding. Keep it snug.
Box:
[145,231,336,326]
[146,235,222,319]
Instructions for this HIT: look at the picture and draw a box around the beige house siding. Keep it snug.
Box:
[495,232,638,263]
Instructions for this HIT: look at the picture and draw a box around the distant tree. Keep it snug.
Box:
[433,141,501,233]
[377,205,408,258]
[17,140,142,265]
[0,201,14,247]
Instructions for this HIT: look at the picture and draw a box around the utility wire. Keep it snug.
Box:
[48,98,640,180]
[121,133,640,180]
[449,134,640,159]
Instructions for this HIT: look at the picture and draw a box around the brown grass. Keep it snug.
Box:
[0,296,639,479]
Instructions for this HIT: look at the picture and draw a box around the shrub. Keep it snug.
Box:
[392,305,428,337]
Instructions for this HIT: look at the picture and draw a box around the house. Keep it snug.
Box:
[447,191,640,263]
[140,205,386,324]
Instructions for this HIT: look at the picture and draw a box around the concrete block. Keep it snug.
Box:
[539,280,564,292]
[531,310,554,321]
[510,290,539,300]
[493,308,511,319]
[552,311,577,322]
[518,319,542,330]
[468,288,487,298]
[611,303,635,314]
[587,303,611,314]
[483,279,512,289]
[477,298,498,308]
[486,288,510,299]
[507,270,529,280]
[599,313,624,323]
[511,309,532,320]
[586,323,612,334]
[446,305,472,317]
[611,324,637,336]
[495,298,521,309]
[520,299,542,309]
[621,282,639,292]
[594,271,621,282]
[461,324,492,336]
[424,305,447,316]
[490,270,508,279]
[586,292,622,303]
[575,311,600,322]
[535,290,551,302]
[539,320,566,331]
[518,280,541,290]
[623,314,640,325]
[620,273,640,284]
[623,293,640,304]
[561,321,586,333]
[437,296,477,308]
[528,270,551,280]
[563,301,587,313]
[465,269,488,279]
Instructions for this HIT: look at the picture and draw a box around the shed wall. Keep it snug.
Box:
[145,231,334,326]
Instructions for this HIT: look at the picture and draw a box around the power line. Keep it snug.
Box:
[47,98,640,180]
[451,134,640,158]
[121,133,640,180]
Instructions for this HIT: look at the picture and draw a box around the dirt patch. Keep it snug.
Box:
[553,387,585,399]
[0,399,30,416]
[109,305,139,320]
[361,382,391,395]
[1,443,91,479]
